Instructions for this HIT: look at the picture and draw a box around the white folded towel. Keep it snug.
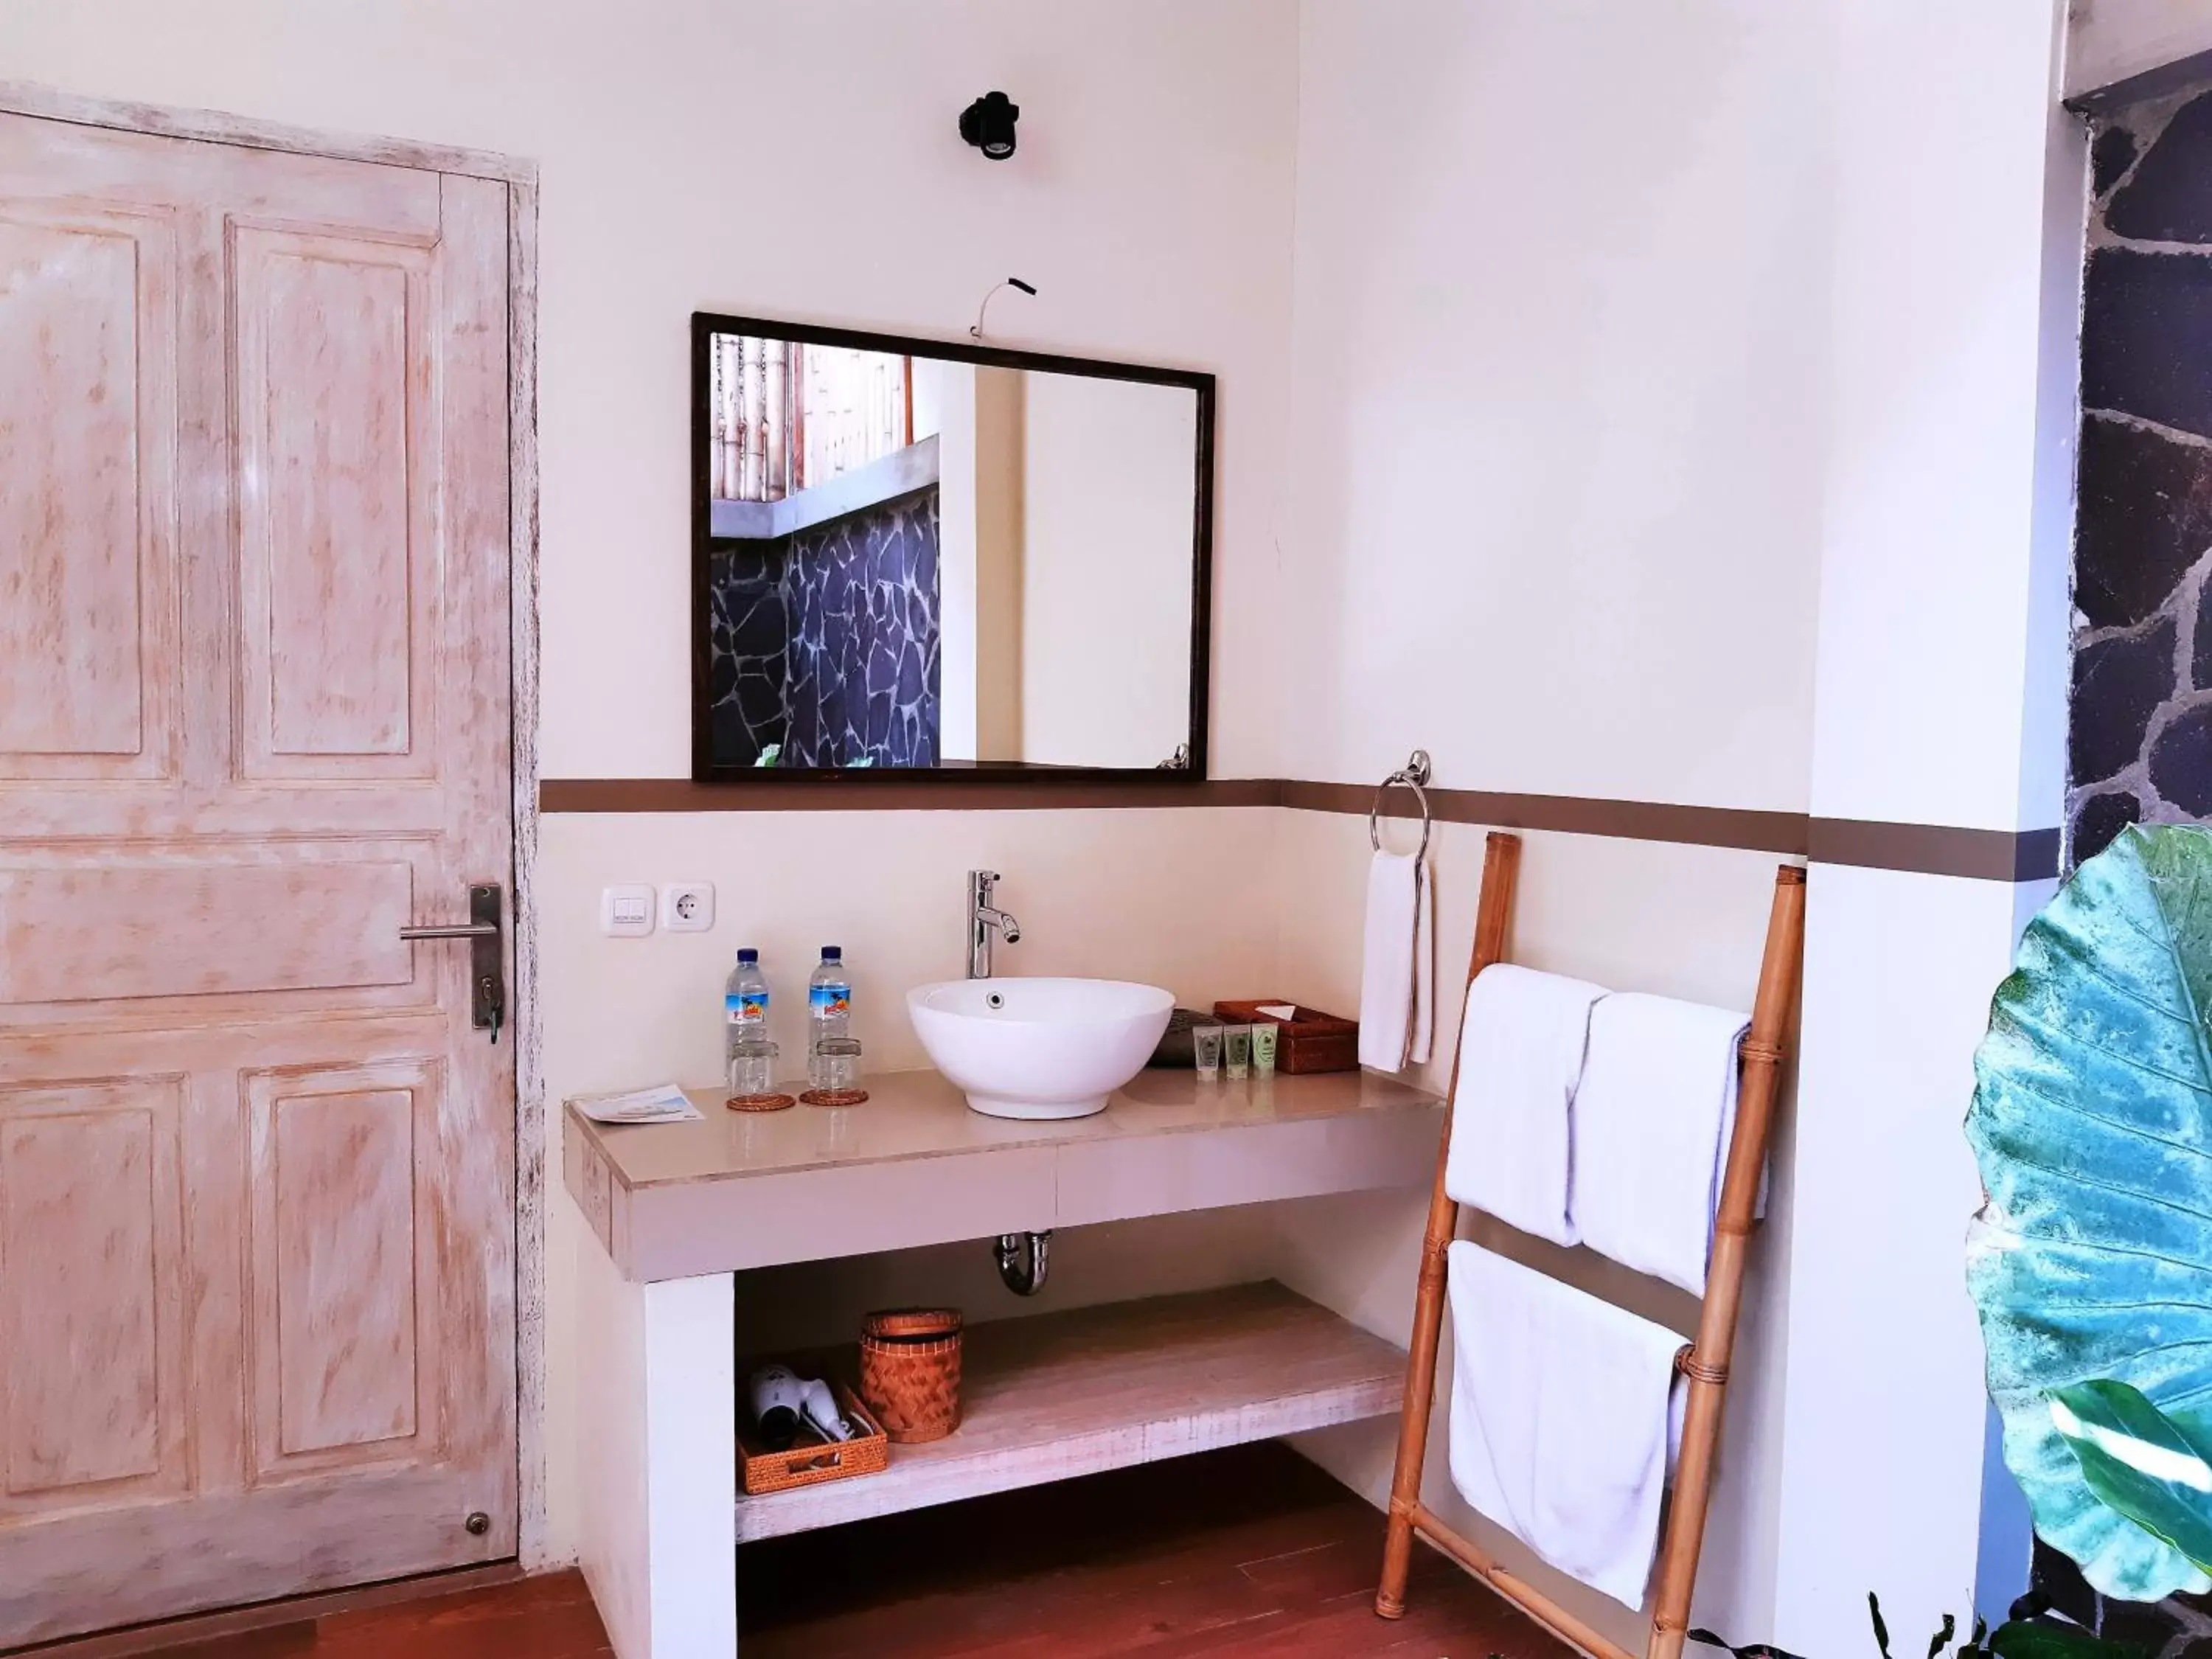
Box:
[1357,849,1434,1071]
[1570,992,1750,1296]
[1447,1241,1686,1608]
[1442,964,1607,1245]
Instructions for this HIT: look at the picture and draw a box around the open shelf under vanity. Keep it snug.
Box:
[568,1065,1443,1659]
[734,1281,1405,1541]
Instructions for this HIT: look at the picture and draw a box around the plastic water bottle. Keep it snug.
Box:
[725,947,769,1066]
[808,947,852,1053]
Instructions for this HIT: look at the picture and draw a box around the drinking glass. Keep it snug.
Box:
[810,1037,863,1093]
[728,1037,779,1099]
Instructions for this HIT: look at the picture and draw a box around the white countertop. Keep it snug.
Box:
[564,1065,1442,1281]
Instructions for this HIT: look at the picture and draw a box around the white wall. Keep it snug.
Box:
[1020,374,1199,768]
[1280,0,1831,815]
[1778,2,2073,1645]
[1806,0,2073,835]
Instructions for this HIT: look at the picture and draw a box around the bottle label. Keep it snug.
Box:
[810,983,851,1018]
[726,991,768,1024]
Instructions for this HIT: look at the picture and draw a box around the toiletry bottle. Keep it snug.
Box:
[726,947,769,1067]
[807,947,852,1082]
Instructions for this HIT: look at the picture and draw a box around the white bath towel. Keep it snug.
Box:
[1357,849,1434,1071]
[1447,1242,1686,1608]
[1441,964,1607,1245]
[1569,992,1750,1296]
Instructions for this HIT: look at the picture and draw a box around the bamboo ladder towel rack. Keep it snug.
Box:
[1374,830,1807,1659]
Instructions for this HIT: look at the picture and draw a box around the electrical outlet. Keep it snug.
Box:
[660,881,716,933]
[600,884,655,937]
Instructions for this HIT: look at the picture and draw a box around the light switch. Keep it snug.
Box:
[660,881,715,933]
[601,884,655,937]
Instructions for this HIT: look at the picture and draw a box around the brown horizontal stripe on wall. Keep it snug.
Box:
[1809,819,2062,883]
[1279,780,1810,857]
[536,776,1283,813]
[538,776,2063,882]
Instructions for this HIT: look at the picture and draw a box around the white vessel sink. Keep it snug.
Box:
[906,978,1176,1120]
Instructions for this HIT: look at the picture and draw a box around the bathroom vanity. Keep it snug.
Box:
[566,1065,1440,1659]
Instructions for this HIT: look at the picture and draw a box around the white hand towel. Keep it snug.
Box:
[1358,850,1434,1071]
[1569,992,1750,1296]
[1441,964,1607,1245]
[1447,1242,1686,1609]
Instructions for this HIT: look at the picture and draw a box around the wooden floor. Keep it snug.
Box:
[128,1444,1572,1658]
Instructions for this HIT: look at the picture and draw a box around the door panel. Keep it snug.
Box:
[0,855,417,1004]
[0,206,179,779]
[234,229,437,776]
[0,111,515,1647]
[0,1079,187,1511]
[251,1063,441,1473]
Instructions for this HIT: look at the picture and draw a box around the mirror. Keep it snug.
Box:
[691,313,1213,780]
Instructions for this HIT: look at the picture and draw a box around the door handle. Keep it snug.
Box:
[401,883,506,1043]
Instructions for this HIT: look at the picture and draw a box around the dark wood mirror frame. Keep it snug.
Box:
[690,311,1215,786]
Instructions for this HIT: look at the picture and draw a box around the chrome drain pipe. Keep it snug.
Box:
[993,1230,1051,1296]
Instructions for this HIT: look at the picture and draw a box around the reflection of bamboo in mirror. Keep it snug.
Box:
[741,333,763,501]
[765,338,787,499]
[709,334,730,498]
[709,335,911,502]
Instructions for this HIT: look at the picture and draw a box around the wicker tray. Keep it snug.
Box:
[737,1380,889,1496]
[1211,1000,1360,1074]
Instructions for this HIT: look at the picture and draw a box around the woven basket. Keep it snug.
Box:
[858,1307,964,1444]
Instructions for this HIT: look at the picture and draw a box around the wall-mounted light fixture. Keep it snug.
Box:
[959,91,1020,160]
[971,277,1037,341]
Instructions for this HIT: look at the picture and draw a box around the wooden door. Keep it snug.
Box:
[0,112,516,1646]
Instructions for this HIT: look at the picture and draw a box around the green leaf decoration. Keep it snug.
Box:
[2048,1380,2212,1572]
[1968,824,2212,1600]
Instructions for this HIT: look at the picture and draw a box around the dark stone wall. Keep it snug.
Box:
[780,487,941,768]
[2069,87,2212,862]
[703,485,942,768]
[2044,83,2212,1657]
[706,545,790,767]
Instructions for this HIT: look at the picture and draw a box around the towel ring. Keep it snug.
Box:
[1369,748,1434,860]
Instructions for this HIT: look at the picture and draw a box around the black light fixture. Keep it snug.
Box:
[959,91,1020,161]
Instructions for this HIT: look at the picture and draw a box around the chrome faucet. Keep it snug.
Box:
[967,869,1022,979]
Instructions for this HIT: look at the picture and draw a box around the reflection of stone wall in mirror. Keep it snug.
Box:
[1020,375,1197,769]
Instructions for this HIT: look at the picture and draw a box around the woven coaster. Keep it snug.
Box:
[800,1088,870,1108]
[726,1092,797,1113]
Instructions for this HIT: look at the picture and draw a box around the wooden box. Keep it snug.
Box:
[1211,1001,1360,1074]
[737,1381,889,1496]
